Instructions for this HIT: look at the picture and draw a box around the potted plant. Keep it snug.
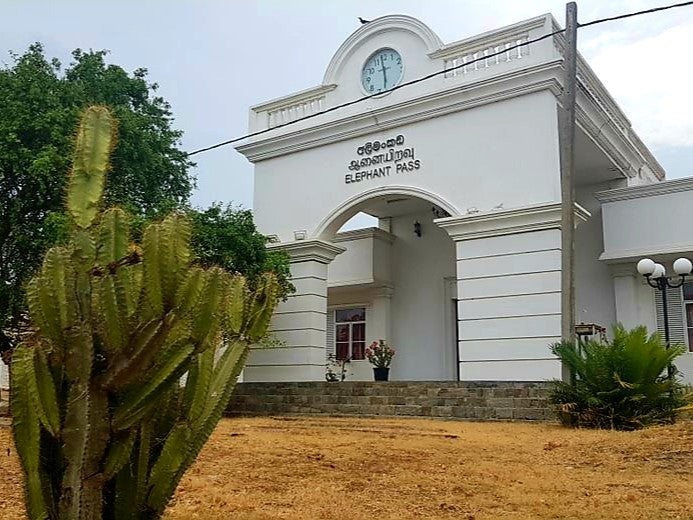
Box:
[326,353,350,382]
[365,340,395,381]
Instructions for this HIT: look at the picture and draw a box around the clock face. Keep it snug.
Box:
[361,48,403,94]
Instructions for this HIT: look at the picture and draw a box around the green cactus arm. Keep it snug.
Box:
[80,385,110,520]
[180,356,199,414]
[121,262,144,319]
[66,106,116,229]
[59,326,94,520]
[139,341,249,517]
[11,344,49,520]
[113,460,137,519]
[245,273,279,341]
[96,208,130,266]
[111,343,195,430]
[93,276,127,354]
[60,384,90,520]
[102,313,175,389]
[29,348,61,437]
[103,430,137,480]
[26,276,63,349]
[142,223,164,316]
[186,347,215,424]
[224,275,246,336]
[25,279,54,348]
[158,214,192,305]
[44,248,79,336]
[145,423,192,513]
[71,229,96,266]
[174,267,205,316]
[192,340,246,432]
[190,267,226,348]
[135,422,152,512]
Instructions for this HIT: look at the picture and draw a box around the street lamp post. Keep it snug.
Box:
[636,257,693,378]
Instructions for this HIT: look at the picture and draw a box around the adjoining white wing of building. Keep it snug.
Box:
[234,14,693,384]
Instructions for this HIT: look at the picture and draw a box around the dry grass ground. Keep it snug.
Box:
[1,416,692,519]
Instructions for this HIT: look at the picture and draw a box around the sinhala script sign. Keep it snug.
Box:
[345,134,421,184]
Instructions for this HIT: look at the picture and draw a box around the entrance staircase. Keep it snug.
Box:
[228,381,554,421]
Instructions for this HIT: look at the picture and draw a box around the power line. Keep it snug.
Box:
[186,29,562,157]
[186,1,693,157]
[578,0,693,29]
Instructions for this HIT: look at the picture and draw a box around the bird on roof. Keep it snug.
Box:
[359,17,371,24]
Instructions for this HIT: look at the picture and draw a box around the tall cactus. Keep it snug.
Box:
[11,106,279,520]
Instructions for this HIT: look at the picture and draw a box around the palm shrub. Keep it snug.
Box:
[549,325,689,430]
[11,106,280,519]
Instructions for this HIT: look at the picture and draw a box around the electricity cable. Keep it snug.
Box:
[186,1,693,157]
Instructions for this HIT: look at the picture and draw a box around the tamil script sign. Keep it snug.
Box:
[345,134,421,184]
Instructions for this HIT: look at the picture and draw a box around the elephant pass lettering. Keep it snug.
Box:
[345,134,421,184]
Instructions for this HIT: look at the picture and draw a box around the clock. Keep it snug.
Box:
[361,48,403,94]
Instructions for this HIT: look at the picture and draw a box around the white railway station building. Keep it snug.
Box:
[234,13,693,384]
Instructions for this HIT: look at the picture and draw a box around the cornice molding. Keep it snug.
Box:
[595,177,693,203]
[552,31,665,181]
[267,239,345,264]
[236,61,564,162]
[600,243,693,263]
[332,227,396,244]
[435,202,590,241]
[575,104,630,173]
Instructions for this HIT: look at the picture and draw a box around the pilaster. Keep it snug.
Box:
[609,263,640,330]
[244,240,345,382]
[436,202,589,381]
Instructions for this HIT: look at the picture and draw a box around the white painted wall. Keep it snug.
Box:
[575,184,616,331]
[599,179,693,384]
[600,180,693,260]
[329,228,393,287]
[389,210,457,381]
[252,90,562,243]
[455,227,563,381]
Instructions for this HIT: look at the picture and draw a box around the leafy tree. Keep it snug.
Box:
[187,204,293,299]
[549,325,690,430]
[0,44,194,360]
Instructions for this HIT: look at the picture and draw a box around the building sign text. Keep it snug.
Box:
[345,134,421,184]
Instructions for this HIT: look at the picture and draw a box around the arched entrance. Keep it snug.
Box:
[313,185,460,239]
[316,187,459,382]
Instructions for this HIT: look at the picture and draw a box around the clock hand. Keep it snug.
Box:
[380,62,389,89]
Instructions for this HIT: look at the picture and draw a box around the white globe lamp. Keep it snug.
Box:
[673,257,693,276]
[636,258,656,276]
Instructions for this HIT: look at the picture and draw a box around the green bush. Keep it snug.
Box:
[549,325,690,430]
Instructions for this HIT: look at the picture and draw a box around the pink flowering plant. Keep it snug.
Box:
[365,339,396,368]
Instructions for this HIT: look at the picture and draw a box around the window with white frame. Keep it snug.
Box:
[684,283,693,352]
[334,307,366,360]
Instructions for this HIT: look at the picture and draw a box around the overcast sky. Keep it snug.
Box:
[4,0,693,212]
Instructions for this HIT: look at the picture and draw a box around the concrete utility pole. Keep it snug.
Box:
[560,2,578,351]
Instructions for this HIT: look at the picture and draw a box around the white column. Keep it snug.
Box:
[437,202,590,382]
[243,239,344,382]
[369,287,393,344]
